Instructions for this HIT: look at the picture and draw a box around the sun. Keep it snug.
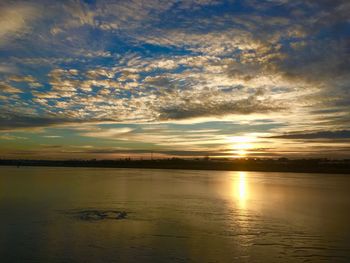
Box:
[227,135,255,157]
[237,149,247,157]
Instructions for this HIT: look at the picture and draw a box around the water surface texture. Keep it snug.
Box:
[1,166,349,262]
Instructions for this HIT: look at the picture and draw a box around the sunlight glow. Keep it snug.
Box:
[228,135,256,157]
[237,149,247,156]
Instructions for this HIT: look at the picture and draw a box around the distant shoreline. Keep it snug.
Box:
[1,159,349,174]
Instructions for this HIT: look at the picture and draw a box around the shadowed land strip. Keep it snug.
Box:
[1,158,349,174]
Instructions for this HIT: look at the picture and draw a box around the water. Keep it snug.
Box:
[0,166,349,262]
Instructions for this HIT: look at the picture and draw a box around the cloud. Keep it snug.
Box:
[8,75,37,83]
[267,130,350,139]
[0,114,96,131]
[79,148,231,157]
[0,64,17,73]
[157,96,285,120]
[0,2,41,46]
[0,133,27,140]
[0,83,22,93]
[61,0,220,32]
[80,127,134,138]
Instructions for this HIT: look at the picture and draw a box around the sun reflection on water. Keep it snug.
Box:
[234,171,249,209]
[230,171,253,245]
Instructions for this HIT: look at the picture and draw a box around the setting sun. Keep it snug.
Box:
[237,149,247,156]
[228,136,255,157]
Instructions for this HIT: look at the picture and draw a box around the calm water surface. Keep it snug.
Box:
[0,166,350,262]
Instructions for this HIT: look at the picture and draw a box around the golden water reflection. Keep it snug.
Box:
[231,172,252,246]
[233,171,249,210]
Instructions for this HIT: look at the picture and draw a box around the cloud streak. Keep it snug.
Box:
[268,130,350,140]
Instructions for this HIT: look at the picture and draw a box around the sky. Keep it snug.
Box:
[0,0,349,159]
